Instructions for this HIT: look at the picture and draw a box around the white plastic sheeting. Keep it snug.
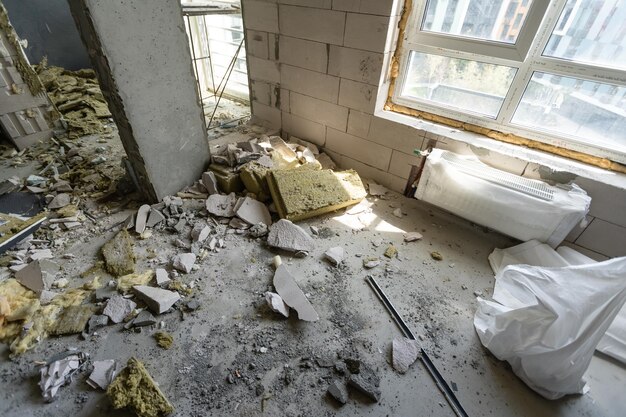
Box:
[415,149,591,247]
[476,240,626,399]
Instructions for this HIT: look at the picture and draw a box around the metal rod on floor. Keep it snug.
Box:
[366,275,470,417]
[207,39,244,128]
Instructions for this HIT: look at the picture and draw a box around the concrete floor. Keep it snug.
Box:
[0,136,624,417]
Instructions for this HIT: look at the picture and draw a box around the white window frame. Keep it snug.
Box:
[392,0,626,165]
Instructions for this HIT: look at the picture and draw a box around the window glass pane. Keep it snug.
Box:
[544,0,626,70]
[401,51,517,118]
[512,72,626,152]
[422,0,534,43]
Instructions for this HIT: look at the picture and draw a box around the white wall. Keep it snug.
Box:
[241,0,626,259]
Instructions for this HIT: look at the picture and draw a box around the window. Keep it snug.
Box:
[393,0,626,164]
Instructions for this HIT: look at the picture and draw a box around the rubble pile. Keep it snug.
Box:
[34,61,113,140]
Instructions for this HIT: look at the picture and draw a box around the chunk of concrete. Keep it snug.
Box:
[324,247,344,266]
[103,295,137,324]
[363,258,380,269]
[155,268,171,287]
[135,204,151,234]
[15,260,59,294]
[264,292,289,318]
[146,208,165,228]
[48,193,71,209]
[267,219,314,253]
[206,193,237,217]
[327,380,348,405]
[235,196,272,226]
[85,314,109,334]
[191,223,210,242]
[87,359,118,390]
[107,357,173,417]
[404,232,423,242]
[347,366,381,402]
[273,264,318,322]
[368,183,387,196]
[133,285,180,314]
[101,229,136,277]
[131,310,157,327]
[172,253,196,274]
[392,337,421,374]
[202,171,219,195]
[316,153,336,170]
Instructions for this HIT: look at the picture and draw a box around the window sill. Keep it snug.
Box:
[375,108,626,191]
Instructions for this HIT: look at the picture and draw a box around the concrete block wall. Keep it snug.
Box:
[241,0,626,259]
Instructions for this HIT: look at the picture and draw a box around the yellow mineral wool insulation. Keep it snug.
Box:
[117,270,154,293]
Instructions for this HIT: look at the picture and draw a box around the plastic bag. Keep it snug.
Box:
[474,257,626,399]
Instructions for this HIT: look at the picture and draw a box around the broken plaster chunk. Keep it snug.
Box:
[267,219,314,254]
[101,229,136,277]
[191,223,210,243]
[202,171,219,195]
[155,268,171,287]
[87,360,118,390]
[206,193,238,217]
[15,260,59,294]
[273,264,318,322]
[324,247,344,266]
[131,310,157,327]
[392,337,421,374]
[404,232,423,242]
[146,208,165,228]
[133,285,181,315]
[172,253,196,274]
[234,196,272,226]
[316,153,336,170]
[363,258,381,269]
[393,208,404,218]
[264,292,289,318]
[368,183,388,196]
[249,223,268,238]
[135,204,151,234]
[48,193,71,210]
[39,351,89,402]
[107,357,173,417]
[103,295,137,324]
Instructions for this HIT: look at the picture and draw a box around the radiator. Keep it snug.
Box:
[414,149,591,247]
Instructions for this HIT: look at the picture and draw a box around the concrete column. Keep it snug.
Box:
[68,0,209,202]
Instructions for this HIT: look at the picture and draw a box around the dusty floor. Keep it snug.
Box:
[0,131,624,417]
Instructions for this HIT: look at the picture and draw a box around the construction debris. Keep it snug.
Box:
[14,260,59,294]
[234,196,272,226]
[103,295,136,324]
[206,193,237,217]
[201,171,219,195]
[34,63,112,140]
[172,253,196,274]
[133,285,180,315]
[267,169,366,221]
[101,229,136,277]
[368,183,387,196]
[347,365,381,402]
[154,331,174,349]
[155,268,171,287]
[130,310,157,327]
[48,193,71,210]
[273,262,318,322]
[430,251,443,261]
[324,246,344,266]
[327,380,349,404]
[39,350,89,402]
[107,357,173,417]
[135,204,151,234]
[49,305,96,335]
[87,359,118,390]
[384,245,398,259]
[392,337,420,374]
[267,219,314,254]
[264,291,289,318]
[363,258,381,269]
[404,232,423,242]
